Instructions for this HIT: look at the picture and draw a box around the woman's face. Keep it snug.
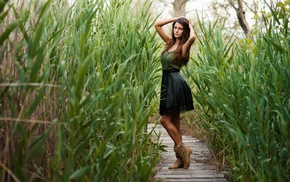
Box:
[173,22,184,39]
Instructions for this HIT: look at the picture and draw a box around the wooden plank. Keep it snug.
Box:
[148,123,228,182]
[156,171,224,176]
[157,163,217,167]
[154,174,226,178]
[163,179,228,182]
[157,167,218,171]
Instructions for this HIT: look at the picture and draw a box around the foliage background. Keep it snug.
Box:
[1,0,162,181]
[186,1,290,181]
[1,0,289,181]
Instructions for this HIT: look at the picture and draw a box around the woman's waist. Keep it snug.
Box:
[162,68,180,73]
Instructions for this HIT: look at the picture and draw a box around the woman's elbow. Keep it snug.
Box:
[154,22,160,28]
[189,35,196,43]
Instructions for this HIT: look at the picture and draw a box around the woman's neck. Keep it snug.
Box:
[167,39,181,52]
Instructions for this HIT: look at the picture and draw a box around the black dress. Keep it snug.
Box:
[159,51,194,115]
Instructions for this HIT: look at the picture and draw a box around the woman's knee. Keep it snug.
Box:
[160,116,170,126]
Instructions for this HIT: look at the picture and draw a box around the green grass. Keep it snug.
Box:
[187,5,290,181]
[0,0,163,181]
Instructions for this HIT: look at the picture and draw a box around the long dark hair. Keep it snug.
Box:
[162,17,191,65]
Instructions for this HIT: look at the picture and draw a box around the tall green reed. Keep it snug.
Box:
[189,4,290,181]
[1,0,162,181]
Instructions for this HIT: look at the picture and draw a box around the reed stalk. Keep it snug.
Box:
[189,3,290,181]
[1,0,162,181]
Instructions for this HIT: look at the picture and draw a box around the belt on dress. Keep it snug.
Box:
[162,68,180,73]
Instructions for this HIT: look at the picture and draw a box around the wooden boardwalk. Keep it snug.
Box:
[148,123,228,182]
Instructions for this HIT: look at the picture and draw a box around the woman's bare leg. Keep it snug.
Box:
[160,115,182,145]
[171,112,182,143]
[161,112,185,169]
[160,112,192,169]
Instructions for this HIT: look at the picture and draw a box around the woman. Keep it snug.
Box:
[154,17,196,169]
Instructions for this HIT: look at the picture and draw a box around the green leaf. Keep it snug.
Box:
[0,0,8,13]
[24,86,46,117]
[69,166,90,179]
[0,20,20,46]
[26,120,56,162]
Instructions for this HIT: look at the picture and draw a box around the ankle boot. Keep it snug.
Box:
[168,152,183,169]
[174,142,192,169]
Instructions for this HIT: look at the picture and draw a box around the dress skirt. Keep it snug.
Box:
[159,69,194,115]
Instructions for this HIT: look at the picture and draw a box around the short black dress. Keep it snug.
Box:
[159,51,194,115]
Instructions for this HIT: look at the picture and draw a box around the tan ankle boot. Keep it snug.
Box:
[174,142,192,169]
[168,153,183,169]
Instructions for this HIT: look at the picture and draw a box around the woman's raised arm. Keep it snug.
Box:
[154,18,177,44]
[182,23,196,57]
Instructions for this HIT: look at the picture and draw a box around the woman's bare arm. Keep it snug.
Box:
[154,18,177,44]
[182,23,196,57]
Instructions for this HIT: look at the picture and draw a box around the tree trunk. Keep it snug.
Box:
[229,0,251,36]
[172,0,188,17]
